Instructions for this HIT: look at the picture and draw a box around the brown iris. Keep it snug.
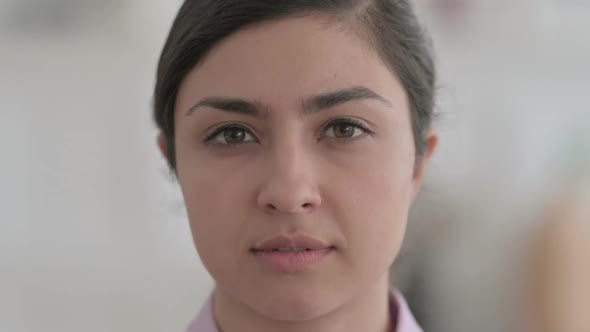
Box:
[333,124,355,138]
[224,128,246,144]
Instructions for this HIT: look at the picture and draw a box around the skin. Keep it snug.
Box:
[158,15,437,332]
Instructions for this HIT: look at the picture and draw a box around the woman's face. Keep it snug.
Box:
[166,16,436,321]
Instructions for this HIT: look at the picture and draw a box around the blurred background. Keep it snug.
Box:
[1,0,588,331]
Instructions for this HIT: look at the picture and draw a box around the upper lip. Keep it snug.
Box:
[252,234,332,251]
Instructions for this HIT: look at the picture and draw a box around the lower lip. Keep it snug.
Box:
[252,248,335,272]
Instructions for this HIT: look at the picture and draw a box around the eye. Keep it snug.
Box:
[322,118,372,140]
[205,124,257,146]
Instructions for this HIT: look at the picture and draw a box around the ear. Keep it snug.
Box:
[157,132,169,160]
[411,129,438,201]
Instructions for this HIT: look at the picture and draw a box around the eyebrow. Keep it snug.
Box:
[184,86,393,117]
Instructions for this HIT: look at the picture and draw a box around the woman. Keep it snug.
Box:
[153,1,438,331]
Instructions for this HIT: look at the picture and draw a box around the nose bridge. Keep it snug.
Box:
[272,137,307,180]
[257,135,321,214]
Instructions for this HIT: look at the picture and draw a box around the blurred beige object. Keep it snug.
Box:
[527,183,590,332]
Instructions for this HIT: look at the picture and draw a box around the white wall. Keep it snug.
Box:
[1,1,213,331]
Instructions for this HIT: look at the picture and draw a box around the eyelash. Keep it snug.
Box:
[203,118,373,147]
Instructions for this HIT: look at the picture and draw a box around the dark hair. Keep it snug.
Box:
[154,0,436,172]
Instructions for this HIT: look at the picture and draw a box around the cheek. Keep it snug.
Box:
[176,153,254,275]
[329,144,415,270]
[351,174,412,245]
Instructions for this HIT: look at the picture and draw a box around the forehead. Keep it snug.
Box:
[176,15,407,114]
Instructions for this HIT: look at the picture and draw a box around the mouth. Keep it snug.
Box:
[250,234,336,272]
[251,234,334,251]
[251,247,335,253]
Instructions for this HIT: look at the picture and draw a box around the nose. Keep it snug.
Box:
[256,142,322,215]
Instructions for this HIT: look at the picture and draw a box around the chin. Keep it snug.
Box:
[247,285,342,322]
[254,299,333,322]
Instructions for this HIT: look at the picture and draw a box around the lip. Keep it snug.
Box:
[252,234,332,251]
[251,234,335,272]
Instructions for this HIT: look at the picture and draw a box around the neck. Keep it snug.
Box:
[213,274,394,332]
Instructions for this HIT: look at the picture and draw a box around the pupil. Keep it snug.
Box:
[224,129,245,143]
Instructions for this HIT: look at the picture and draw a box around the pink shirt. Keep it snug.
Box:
[186,289,423,332]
